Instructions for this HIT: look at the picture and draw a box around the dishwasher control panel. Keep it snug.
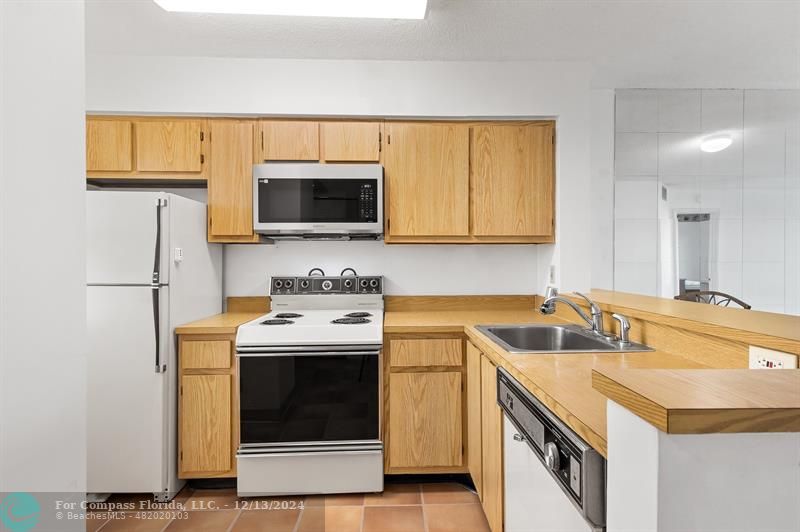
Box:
[497,367,606,530]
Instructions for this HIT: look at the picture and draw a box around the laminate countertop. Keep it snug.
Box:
[175,312,264,335]
[384,309,708,456]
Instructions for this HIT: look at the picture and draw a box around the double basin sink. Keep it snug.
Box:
[475,324,652,354]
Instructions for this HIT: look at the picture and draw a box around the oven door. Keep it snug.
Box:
[237,345,381,451]
[252,163,383,236]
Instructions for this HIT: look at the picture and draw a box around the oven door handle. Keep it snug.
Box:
[237,349,381,357]
[236,344,381,356]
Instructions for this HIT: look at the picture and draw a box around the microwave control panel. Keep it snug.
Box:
[359,184,377,223]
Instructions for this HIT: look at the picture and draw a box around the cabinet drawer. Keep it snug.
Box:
[390,339,462,367]
[182,340,231,369]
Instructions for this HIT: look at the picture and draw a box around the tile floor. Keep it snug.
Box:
[87,481,490,531]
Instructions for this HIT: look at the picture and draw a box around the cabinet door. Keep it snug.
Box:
[258,120,319,161]
[86,119,133,172]
[481,355,503,532]
[180,374,232,475]
[471,122,554,237]
[208,120,256,238]
[321,121,381,162]
[388,372,462,468]
[384,123,470,237]
[135,120,204,172]
[467,342,483,497]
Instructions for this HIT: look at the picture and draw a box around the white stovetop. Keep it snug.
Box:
[236,309,384,348]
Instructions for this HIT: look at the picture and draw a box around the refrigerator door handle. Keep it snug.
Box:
[152,197,167,374]
[152,285,164,373]
[152,198,166,285]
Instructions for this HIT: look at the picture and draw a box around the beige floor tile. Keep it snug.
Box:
[363,506,425,532]
[164,510,239,531]
[232,508,300,532]
[296,506,363,532]
[421,483,479,504]
[425,503,491,532]
[85,513,109,532]
[364,483,421,506]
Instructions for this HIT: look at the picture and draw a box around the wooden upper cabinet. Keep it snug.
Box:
[388,371,463,468]
[208,120,258,241]
[86,119,133,172]
[258,120,319,161]
[384,122,470,237]
[135,120,204,173]
[321,121,381,162]
[471,122,555,237]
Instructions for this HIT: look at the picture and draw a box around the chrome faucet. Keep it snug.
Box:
[540,287,605,335]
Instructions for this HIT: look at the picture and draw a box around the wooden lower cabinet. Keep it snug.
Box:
[178,335,238,478]
[466,341,483,497]
[388,372,463,468]
[480,353,504,532]
[384,335,467,473]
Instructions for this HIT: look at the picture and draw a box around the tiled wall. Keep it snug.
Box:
[614,89,799,314]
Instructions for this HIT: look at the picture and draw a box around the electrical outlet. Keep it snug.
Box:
[549,265,556,284]
[748,346,798,369]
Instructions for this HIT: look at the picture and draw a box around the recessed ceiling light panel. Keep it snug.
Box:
[700,134,733,153]
[153,0,428,19]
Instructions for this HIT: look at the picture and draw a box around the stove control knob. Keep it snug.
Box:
[284,279,293,288]
[300,279,310,289]
[274,280,283,289]
[321,280,333,291]
[343,279,353,288]
[544,442,560,471]
[360,279,369,288]
[369,279,379,288]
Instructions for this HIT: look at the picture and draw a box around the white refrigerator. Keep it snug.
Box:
[86,191,222,501]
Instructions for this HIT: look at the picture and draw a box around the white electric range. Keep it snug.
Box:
[235,270,384,497]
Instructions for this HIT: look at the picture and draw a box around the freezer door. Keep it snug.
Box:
[87,285,168,494]
[87,191,169,285]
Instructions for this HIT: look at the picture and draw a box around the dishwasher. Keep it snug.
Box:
[498,367,606,532]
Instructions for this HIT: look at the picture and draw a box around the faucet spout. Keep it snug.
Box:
[539,288,605,335]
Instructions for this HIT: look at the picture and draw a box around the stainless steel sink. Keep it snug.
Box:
[474,324,653,353]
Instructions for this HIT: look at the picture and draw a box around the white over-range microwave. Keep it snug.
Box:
[252,163,383,239]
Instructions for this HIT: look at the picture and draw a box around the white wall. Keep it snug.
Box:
[1,0,86,510]
[86,55,597,295]
[614,89,800,314]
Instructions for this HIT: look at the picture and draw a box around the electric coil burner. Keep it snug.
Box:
[235,268,384,498]
[332,317,371,324]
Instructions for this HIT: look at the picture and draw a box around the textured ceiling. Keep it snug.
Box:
[86,0,800,88]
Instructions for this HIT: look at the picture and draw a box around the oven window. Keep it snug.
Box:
[239,354,380,444]
[257,179,378,224]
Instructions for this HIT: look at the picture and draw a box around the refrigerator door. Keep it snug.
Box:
[87,191,169,285]
[87,284,168,494]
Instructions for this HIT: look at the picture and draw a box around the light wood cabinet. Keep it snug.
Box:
[257,120,319,161]
[471,123,555,238]
[383,122,470,237]
[388,372,463,468]
[207,120,260,243]
[86,119,133,172]
[481,354,503,532]
[384,334,467,474]
[467,341,483,497]
[390,338,462,367]
[86,116,208,180]
[180,374,232,474]
[321,121,381,162]
[178,334,238,478]
[136,120,204,173]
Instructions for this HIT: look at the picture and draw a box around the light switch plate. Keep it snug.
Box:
[748,346,798,369]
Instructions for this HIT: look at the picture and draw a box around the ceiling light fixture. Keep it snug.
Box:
[152,0,428,19]
[700,134,732,153]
